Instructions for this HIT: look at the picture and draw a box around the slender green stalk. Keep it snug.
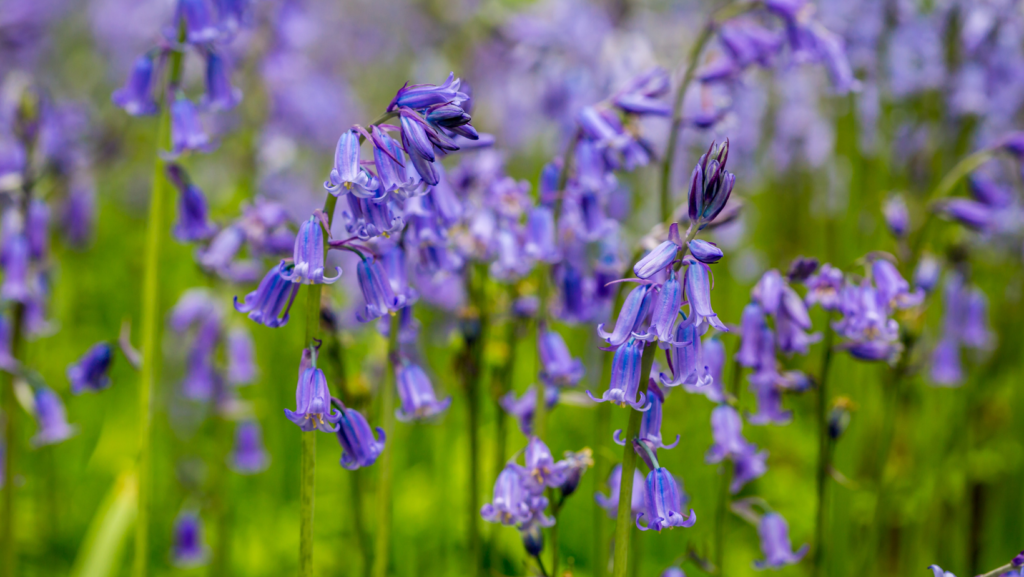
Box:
[550,492,560,576]
[610,344,657,577]
[133,43,185,577]
[1,302,24,576]
[209,415,232,577]
[372,313,401,577]
[976,562,1020,577]
[812,322,836,577]
[463,265,489,576]
[714,357,744,575]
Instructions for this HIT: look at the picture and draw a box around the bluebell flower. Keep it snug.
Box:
[395,361,451,421]
[215,0,250,30]
[171,510,208,567]
[690,337,726,402]
[203,50,241,110]
[647,270,682,345]
[883,195,909,238]
[26,199,49,262]
[557,449,594,497]
[636,467,696,531]
[481,464,536,526]
[197,225,245,273]
[613,68,671,116]
[753,512,808,569]
[595,464,644,519]
[173,0,221,44]
[684,259,727,331]
[400,113,440,186]
[736,303,767,368]
[914,255,941,294]
[325,129,377,197]
[706,405,756,463]
[775,286,818,355]
[355,256,407,322]
[0,232,29,303]
[661,567,686,577]
[587,338,651,411]
[968,174,1014,209]
[524,206,559,263]
[688,239,723,264]
[872,259,922,310]
[280,216,340,285]
[634,239,679,279]
[747,379,792,426]
[616,381,679,450]
[518,436,570,492]
[597,283,654,347]
[335,401,386,470]
[234,263,300,328]
[538,327,585,387]
[67,342,113,394]
[804,264,844,311]
[182,317,221,401]
[718,19,782,69]
[225,327,257,385]
[229,420,269,474]
[731,447,768,494]
[936,198,992,230]
[32,387,75,446]
[171,289,219,331]
[425,103,472,130]
[342,194,405,240]
[388,73,469,112]
[167,164,216,242]
[500,385,559,436]
[661,319,712,388]
[170,95,210,155]
[285,364,341,433]
[753,269,784,315]
[112,53,159,116]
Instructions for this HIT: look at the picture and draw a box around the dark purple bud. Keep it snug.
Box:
[234,262,301,328]
[112,53,159,116]
[687,164,703,223]
[425,103,472,129]
[883,195,909,238]
[67,342,113,394]
[1012,551,1024,568]
[636,467,696,531]
[171,510,208,567]
[166,164,215,242]
[389,73,468,111]
[786,257,819,282]
[32,387,75,446]
[521,521,544,556]
[395,361,451,422]
[229,420,269,474]
[280,216,340,285]
[968,175,1013,209]
[170,95,210,155]
[587,338,651,411]
[595,464,645,519]
[1000,132,1024,157]
[558,449,594,497]
[401,112,437,161]
[827,403,850,440]
[688,239,723,263]
[538,327,585,388]
[753,512,808,569]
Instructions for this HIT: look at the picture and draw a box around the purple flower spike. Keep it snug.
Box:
[326,130,376,197]
[706,405,755,463]
[731,448,768,494]
[538,327,585,387]
[32,388,75,447]
[285,366,341,433]
[519,436,569,492]
[233,262,301,328]
[280,216,340,285]
[395,361,452,422]
[167,164,216,242]
[229,421,269,474]
[688,239,723,264]
[355,256,407,322]
[500,386,559,435]
[636,467,696,531]
[588,338,651,411]
[648,270,683,345]
[171,511,208,568]
[598,283,654,347]
[634,240,680,279]
[616,381,679,450]
[685,260,726,331]
[595,464,645,519]
[481,465,534,526]
[225,327,257,385]
[336,403,386,470]
[112,53,159,116]
[203,51,241,110]
[67,342,113,394]
[170,96,210,155]
[753,512,808,569]
[389,73,468,112]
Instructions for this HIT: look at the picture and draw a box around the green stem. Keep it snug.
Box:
[133,44,184,577]
[976,562,1018,577]
[812,322,836,577]
[371,313,401,577]
[550,492,560,576]
[210,415,232,577]
[713,460,732,576]
[1,302,24,576]
[610,344,657,577]
[464,266,488,576]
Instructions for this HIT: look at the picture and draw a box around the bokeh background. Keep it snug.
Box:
[2,0,1023,576]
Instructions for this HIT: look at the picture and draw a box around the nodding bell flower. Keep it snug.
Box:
[355,256,407,322]
[500,385,559,435]
[112,52,159,116]
[0,233,29,303]
[481,464,545,526]
[32,388,75,446]
[26,199,48,261]
[67,342,113,394]
[395,361,452,422]
[171,511,208,568]
[203,50,241,110]
[389,73,469,112]
[747,379,792,425]
[706,405,756,463]
[558,448,594,497]
[280,216,340,284]
[914,255,941,294]
[167,164,216,242]
[597,283,654,347]
[688,239,723,264]
[647,269,682,345]
[587,338,651,411]
[736,303,767,368]
[234,262,301,328]
[524,206,559,264]
[883,195,909,238]
[169,95,210,155]
[687,140,735,228]
[335,400,386,470]
[229,421,269,474]
[342,194,405,240]
[616,381,679,450]
[225,327,257,385]
[662,567,686,577]
[636,467,696,531]
[871,259,922,310]
[731,446,768,494]
[689,337,726,401]
[634,239,679,279]
[517,436,570,492]
[661,319,712,388]
[613,68,671,116]
[753,512,808,569]
[684,258,727,331]
[284,363,341,433]
[538,327,585,388]
[595,464,645,519]
[936,198,991,231]
[325,129,377,197]
[804,264,844,311]
[753,269,784,315]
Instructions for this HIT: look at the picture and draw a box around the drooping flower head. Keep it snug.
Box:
[636,467,696,532]
[753,512,808,569]
[587,338,651,411]
[171,510,208,568]
[395,361,451,422]
[335,400,386,470]
[280,215,341,285]
[284,360,341,433]
[32,387,75,446]
[233,262,301,328]
[538,326,585,387]
[229,420,269,474]
[480,464,535,526]
[67,341,113,394]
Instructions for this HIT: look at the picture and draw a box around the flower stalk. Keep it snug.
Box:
[371,313,401,577]
[812,321,836,577]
